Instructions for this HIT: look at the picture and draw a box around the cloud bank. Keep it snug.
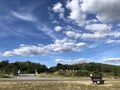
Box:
[2,38,87,56]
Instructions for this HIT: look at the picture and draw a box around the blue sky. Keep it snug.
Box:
[0,0,120,67]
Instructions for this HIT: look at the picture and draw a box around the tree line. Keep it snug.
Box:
[49,63,120,77]
[0,60,120,77]
[0,60,48,74]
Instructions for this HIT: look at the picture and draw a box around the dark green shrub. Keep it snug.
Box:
[75,70,89,76]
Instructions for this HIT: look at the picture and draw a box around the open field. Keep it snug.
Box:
[0,78,120,90]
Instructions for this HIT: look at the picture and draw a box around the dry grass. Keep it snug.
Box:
[0,79,120,90]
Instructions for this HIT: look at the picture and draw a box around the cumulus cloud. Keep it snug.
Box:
[47,39,75,52]
[66,0,85,26]
[52,3,65,19]
[76,42,86,47]
[81,23,111,40]
[81,32,106,40]
[53,3,63,12]
[110,31,120,38]
[51,0,120,28]
[85,24,110,33]
[54,26,62,32]
[81,0,120,23]
[3,45,48,56]
[2,38,87,56]
[46,38,87,52]
[56,58,88,64]
[3,51,13,56]
[65,31,81,38]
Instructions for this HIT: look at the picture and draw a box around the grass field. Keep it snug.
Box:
[0,78,120,90]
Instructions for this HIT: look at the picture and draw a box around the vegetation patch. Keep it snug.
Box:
[0,74,13,78]
[0,80,119,90]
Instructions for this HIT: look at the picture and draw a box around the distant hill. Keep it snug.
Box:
[49,63,120,77]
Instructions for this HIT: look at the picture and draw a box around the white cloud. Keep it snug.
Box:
[85,24,110,33]
[86,19,98,24]
[46,39,74,52]
[81,0,120,23]
[81,23,111,40]
[103,58,120,63]
[66,0,85,26]
[53,3,63,12]
[81,32,106,40]
[76,42,86,47]
[56,58,88,64]
[106,39,120,44]
[12,11,37,21]
[46,38,87,52]
[54,26,62,32]
[52,3,65,19]
[66,31,81,38]
[2,38,87,56]
[110,31,120,38]
[3,51,13,56]
[3,45,48,56]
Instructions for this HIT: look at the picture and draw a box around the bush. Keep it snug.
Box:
[54,71,76,77]
[75,70,89,77]
[0,74,12,78]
